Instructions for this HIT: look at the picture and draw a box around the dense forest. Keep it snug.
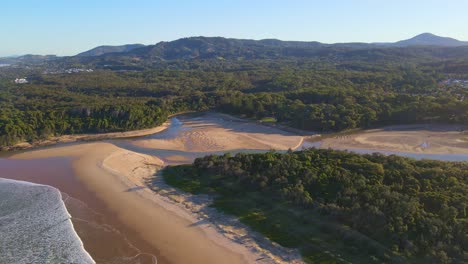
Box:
[1,37,468,148]
[163,148,467,263]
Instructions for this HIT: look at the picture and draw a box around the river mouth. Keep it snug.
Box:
[112,114,467,163]
[1,113,466,263]
[0,157,164,264]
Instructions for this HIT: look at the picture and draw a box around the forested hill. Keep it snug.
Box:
[392,33,468,47]
[4,35,468,69]
[76,44,145,57]
[63,36,468,66]
[163,148,468,263]
[1,35,468,148]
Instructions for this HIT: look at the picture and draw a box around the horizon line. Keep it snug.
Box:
[2,32,467,57]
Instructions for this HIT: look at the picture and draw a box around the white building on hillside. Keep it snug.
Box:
[14,78,28,84]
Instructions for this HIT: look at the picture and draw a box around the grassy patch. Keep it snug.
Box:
[260,117,277,123]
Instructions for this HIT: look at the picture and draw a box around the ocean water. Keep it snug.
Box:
[0,178,95,264]
[0,157,160,264]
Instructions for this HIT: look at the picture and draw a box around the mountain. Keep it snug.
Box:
[126,37,288,60]
[4,34,468,67]
[76,44,145,57]
[113,34,468,61]
[121,36,376,61]
[392,33,468,47]
[99,35,467,63]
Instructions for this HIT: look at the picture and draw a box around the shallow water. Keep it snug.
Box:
[0,158,162,264]
[116,116,468,163]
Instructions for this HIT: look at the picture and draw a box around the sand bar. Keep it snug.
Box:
[133,113,304,152]
[318,124,468,155]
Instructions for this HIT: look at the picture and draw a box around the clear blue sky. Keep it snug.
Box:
[2,0,467,56]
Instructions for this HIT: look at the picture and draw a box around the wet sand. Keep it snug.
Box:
[0,157,162,264]
[11,143,295,264]
[318,124,468,155]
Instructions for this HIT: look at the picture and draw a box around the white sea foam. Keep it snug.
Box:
[0,178,95,264]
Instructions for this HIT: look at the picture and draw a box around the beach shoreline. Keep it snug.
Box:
[0,178,95,264]
[11,142,304,264]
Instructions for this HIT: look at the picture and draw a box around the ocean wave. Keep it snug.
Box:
[0,178,95,264]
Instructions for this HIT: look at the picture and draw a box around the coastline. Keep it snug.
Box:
[0,178,95,264]
[58,188,96,264]
[11,142,304,264]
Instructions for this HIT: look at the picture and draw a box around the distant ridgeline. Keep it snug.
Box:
[163,148,468,264]
[0,35,468,147]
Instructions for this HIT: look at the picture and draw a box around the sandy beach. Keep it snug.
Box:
[318,124,468,154]
[11,142,303,264]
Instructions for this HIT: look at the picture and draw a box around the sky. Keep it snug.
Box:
[2,0,468,56]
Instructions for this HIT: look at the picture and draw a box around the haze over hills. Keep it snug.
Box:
[1,33,468,65]
[76,33,468,59]
[390,33,468,47]
[76,44,145,57]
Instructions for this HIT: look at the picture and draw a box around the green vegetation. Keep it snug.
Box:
[1,38,468,148]
[259,117,277,123]
[163,149,467,263]
[1,58,468,148]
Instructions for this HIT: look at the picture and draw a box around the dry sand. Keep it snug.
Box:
[133,113,304,152]
[319,124,468,154]
[11,142,303,264]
